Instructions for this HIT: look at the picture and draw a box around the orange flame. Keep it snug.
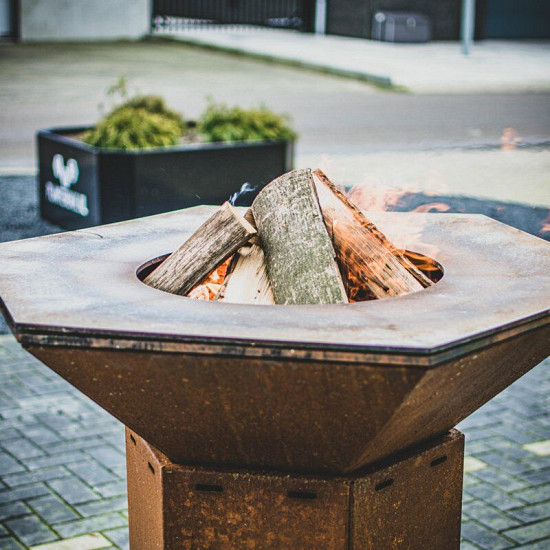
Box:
[187,257,232,301]
[412,203,451,213]
[500,127,521,151]
[399,250,443,282]
[346,184,407,212]
[540,211,550,236]
[323,170,446,298]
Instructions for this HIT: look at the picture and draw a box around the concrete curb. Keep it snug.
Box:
[157,35,398,90]
[152,33,550,94]
[0,167,37,176]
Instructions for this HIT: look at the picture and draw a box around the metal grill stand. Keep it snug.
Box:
[1,208,548,549]
[127,429,464,549]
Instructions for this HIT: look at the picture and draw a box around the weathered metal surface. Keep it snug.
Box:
[0,208,548,365]
[352,429,464,550]
[0,208,549,472]
[127,429,464,549]
[25,325,548,473]
[126,430,166,549]
[347,325,549,469]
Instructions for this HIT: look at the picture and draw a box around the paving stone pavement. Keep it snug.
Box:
[0,334,548,549]
[0,335,127,550]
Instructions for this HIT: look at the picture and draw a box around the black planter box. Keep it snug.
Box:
[38,127,294,230]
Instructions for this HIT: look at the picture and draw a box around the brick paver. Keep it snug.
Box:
[0,333,548,549]
[0,336,128,549]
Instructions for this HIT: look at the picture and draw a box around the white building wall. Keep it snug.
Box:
[20,0,151,41]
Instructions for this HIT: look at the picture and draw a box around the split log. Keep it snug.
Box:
[243,208,260,246]
[251,169,348,305]
[144,202,256,296]
[312,169,432,302]
[217,243,275,305]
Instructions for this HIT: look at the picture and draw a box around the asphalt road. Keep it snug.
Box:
[1,40,549,168]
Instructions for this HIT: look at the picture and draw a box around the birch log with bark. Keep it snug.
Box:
[251,168,348,305]
[312,169,432,301]
[144,202,256,296]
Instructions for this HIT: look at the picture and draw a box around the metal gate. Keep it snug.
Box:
[153,0,315,32]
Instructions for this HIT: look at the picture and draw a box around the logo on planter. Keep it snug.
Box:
[45,154,89,217]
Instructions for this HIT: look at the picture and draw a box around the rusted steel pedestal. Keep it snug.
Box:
[127,429,464,550]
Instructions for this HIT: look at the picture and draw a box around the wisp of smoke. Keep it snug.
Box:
[229,182,258,206]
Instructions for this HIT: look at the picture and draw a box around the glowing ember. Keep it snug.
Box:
[187,257,232,301]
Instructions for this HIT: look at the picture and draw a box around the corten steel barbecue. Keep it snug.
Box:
[1,207,549,549]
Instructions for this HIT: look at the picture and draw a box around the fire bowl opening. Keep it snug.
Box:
[137,250,443,304]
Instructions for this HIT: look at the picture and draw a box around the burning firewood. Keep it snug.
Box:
[251,169,349,305]
[144,202,256,296]
[312,170,432,301]
[188,257,232,301]
[145,168,433,306]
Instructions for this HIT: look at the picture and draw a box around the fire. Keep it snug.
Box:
[343,185,447,266]
[337,241,380,303]
[346,184,406,212]
[337,246,443,303]
[187,168,447,304]
[500,127,521,151]
[187,257,232,301]
[399,250,443,283]
[540,211,550,236]
[333,177,447,297]
[412,203,451,213]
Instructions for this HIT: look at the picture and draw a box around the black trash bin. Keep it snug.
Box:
[372,11,431,43]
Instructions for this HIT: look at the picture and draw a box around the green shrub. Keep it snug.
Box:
[82,78,296,150]
[109,95,186,133]
[82,78,186,150]
[198,102,297,143]
[82,107,182,150]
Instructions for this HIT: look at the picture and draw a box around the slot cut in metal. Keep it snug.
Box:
[375,478,394,491]
[287,491,317,500]
[430,455,447,467]
[195,484,224,493]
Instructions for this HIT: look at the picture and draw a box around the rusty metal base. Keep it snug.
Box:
[126,429,464,549]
